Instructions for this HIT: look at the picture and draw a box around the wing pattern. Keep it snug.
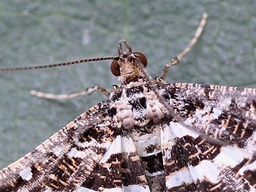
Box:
[1,82,255,192]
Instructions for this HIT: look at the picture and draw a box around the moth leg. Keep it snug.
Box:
[30,85,110,100]
[160,13,208,80]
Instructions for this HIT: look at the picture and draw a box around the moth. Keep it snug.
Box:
[0,13,255,192]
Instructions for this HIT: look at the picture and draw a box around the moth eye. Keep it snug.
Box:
[111,60,121,76]
[133,52,147,67]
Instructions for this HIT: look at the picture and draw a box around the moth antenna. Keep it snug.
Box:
[0,56,119,71]
[161,13,208,79]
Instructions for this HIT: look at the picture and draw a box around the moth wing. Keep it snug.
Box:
[161,83,256,191]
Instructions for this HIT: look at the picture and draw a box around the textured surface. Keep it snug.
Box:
[0,0,256,171]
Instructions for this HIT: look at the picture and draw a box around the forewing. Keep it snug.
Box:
[0,101,120,191]
[161,83,256,191]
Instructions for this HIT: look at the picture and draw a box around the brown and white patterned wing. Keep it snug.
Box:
[0,101,122,191]
[161,83,256,191]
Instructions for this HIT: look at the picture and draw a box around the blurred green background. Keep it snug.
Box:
[0,0,256,168]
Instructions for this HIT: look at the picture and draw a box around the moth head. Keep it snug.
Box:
[110,40,148,83]
[110,52,147,76]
